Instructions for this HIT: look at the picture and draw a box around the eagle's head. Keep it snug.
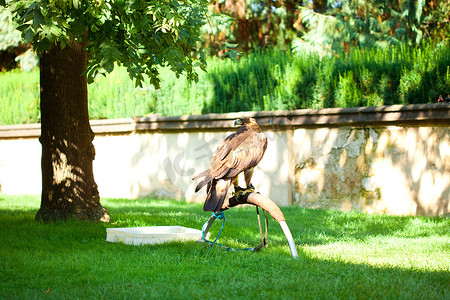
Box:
[234,117,258,127]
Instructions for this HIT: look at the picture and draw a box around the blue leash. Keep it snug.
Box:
[201,211,226,250]
[201,211,262,252]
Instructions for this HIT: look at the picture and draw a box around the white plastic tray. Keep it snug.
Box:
[106,226,208,245]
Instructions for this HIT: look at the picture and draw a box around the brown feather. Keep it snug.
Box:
[193,117,268,212]
[203,179,231,212]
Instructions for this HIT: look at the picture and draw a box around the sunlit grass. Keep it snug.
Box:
[0,195,448,299]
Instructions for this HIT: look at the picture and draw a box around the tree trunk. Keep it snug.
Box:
[36,39,110,222]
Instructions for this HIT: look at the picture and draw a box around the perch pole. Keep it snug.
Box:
[203,190,298,258]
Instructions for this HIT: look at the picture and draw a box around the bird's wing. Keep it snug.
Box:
[209,126,267,180]
[194,122,267,202]
[214,126,250,161]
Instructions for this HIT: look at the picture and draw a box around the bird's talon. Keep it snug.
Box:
[245,188,254,194]
[240,184,255,195]
[237,186,255,197]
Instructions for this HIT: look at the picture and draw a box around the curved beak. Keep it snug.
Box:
[234,119,243,127]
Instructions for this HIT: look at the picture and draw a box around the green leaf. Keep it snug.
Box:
[72,0,80,9]
[22,3,39,21]
[23,28,33,42]
[32,10,45,30]
[99,42,122,61]
[103,60,114,73]
[5,0,208,89]
[221,42,238,49]
[134,77,142,88]
[16,24,30,32]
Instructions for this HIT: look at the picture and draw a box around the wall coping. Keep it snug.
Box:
[1,103,449,139]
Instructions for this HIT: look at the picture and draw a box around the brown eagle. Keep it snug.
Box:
[193,117,268,212]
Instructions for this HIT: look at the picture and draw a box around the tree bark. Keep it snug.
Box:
[36,39,110,222]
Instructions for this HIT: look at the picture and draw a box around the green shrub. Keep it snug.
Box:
[0,41,449,125]
[291,41,450,108]
[202,50,296,113]
[0,69,39,125]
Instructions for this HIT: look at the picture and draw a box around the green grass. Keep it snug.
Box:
[0,195,449,299]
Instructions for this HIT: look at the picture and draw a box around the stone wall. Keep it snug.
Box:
[1,104,449,216]
[292,126,449,215]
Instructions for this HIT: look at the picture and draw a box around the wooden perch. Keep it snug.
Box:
[217,188,298,258]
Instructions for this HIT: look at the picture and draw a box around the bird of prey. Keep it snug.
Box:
[193,117,268,212]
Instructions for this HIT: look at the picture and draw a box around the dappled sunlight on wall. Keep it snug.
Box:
[366,126,449,215]
[292,126,449,216]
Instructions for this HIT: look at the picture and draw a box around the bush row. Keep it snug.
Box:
[1,41,449,125]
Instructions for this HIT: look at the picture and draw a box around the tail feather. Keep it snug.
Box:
[192,169,209,180]
[195,176,211,192]
[193,170,211,192]
[203,179,231,212]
